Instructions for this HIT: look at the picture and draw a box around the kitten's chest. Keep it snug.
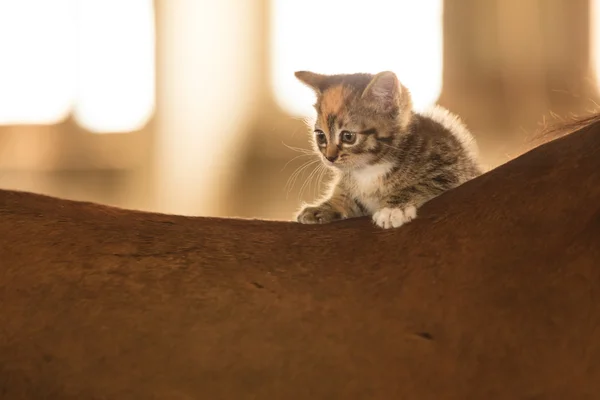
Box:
[348,163,395,211]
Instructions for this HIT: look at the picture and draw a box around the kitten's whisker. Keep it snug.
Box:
[285,160,312,193]
[314,165,329,198]
[285,159,320,198]
[281,153,314,172]
[298,163,323,201]
[312,166,323,198]
[281,141,313,155]
[297,165,317,200]
[311,165,325,199]
[290,162,319,194]
[285,162,314,194]
[294,163,320,200]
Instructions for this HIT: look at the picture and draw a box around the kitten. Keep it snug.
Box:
[293,70,482,229]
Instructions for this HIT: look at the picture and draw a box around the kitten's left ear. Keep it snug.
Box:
[361,71,402,106]
[295,71,328,93]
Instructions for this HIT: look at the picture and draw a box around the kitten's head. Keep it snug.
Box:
[295,70,413,169]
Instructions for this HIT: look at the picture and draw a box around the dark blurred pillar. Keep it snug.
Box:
[439,0,592,163]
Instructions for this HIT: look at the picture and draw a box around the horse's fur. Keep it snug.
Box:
[1,115,600,399]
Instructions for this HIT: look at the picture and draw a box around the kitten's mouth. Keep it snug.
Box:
[323,157,338,167]
[323,155,355,169]
[326,161,353,170]
[326,159,346,168]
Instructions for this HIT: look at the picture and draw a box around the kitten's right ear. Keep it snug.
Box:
[361,71,401,105]
[361,71,412,116]
[295,71,328,93]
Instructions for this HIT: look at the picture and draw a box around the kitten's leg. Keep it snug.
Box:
[296,186,363,225]
[373,184,439,229]
[374,169,465,229]
[372,206,418,229]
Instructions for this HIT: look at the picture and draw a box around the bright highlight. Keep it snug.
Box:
[0,0,155,133]
[271,0,444,117]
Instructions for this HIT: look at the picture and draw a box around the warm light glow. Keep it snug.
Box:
[0,0,155,133]
[74,0,155,133]
[0,0,75,125]
[271,0,444,117]
[592,0,600,91]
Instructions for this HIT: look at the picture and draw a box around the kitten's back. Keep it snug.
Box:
[419,105,480,165]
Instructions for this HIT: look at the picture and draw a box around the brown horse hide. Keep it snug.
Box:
[1,114,600,399]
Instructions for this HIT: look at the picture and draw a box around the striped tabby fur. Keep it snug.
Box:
[294,70,482,229]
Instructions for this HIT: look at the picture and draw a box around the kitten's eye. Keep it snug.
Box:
[341,131,356,144]
[315,130,327,145]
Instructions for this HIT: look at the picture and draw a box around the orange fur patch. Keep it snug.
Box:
[319,85,349,130]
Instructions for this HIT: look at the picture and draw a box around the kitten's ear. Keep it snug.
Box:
[295,71,328,93]
[361,71,402,107]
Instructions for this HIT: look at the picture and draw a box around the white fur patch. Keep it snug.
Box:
[352,162,395,194]
[420,105,480,163]
[372,206,417,229]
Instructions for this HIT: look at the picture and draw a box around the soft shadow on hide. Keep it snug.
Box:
[1,115,600,399]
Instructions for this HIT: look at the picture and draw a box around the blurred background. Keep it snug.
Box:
[0,0,597,220]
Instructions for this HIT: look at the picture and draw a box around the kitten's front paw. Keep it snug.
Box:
[296,206,343,225]
[372,206,417,229]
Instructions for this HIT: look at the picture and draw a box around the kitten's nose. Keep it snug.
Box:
[326,155,338,162]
